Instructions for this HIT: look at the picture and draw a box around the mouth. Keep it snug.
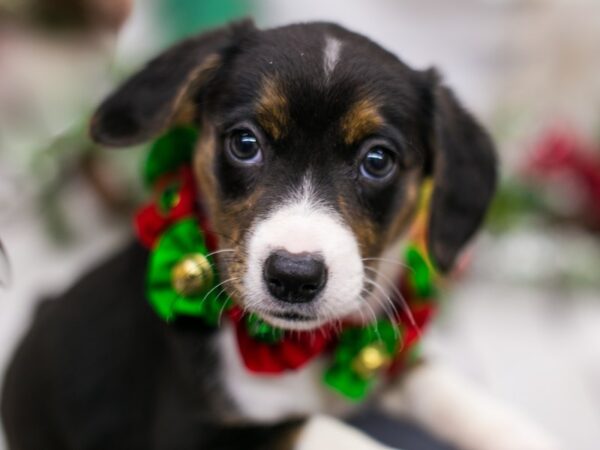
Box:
[258,309,323,330]
[266,311,317,322]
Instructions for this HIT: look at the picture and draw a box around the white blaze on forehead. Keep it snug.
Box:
[323,36,342,79]
[243,176,364,325]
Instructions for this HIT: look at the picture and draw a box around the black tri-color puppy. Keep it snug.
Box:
[1,21,557,450]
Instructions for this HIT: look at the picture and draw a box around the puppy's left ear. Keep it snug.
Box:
[423,71,498,273]
[90,20,256,147]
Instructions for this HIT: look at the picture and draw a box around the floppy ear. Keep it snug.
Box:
[425,75,498,273]
[90,20,256,147]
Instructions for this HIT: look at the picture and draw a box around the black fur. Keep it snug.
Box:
[425,80,497,271]
[1,243,302,449]
[2,20,497,449]
[90,20,257,147]
[90,21,496,270]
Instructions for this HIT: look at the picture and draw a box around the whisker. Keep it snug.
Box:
[363,278,402,339]
[363,277,399,317]
[362,257,413,272]
[370,290,399,326]
[321,302,343,336]
[217,292,232,326]
[364,267,403,313]
[365,277,415,330]
[364,273,418,332]
[205,248,236,258]
[200,276,240,304]
[371,295,401,340]
[357,286,375,326]
[360,299,382,340]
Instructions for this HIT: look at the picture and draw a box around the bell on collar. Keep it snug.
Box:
[171,253,213,297]
[351,341,392,380]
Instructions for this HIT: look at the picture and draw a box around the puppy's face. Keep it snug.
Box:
[194,29,429,330]
[91,22,497,330]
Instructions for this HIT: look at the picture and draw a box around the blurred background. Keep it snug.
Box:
[1,0,599,448]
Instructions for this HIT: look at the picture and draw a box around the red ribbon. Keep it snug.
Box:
[227,307,335,373]
[134,167,218,251]
[135,167,435,375]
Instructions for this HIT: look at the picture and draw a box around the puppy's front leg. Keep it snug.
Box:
[294,415,395,450]
[379,362,560,450]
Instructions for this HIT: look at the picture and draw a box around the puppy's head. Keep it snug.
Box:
[91,21,496,330]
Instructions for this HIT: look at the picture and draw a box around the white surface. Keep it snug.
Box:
[0,179,129,447]
[382,363,560,450]
[425,280,600,449]
[297,415,392,450]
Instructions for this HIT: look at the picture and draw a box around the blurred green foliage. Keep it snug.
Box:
[155,0,251,44]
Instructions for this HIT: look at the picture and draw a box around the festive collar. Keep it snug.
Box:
[135,127,439,401]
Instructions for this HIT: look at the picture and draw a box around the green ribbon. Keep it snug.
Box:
[324,320,401,401]
[142,127,440,403]
[245,313,284,342]
[145,217,434,401]
[143,126,198,186]
[405,244,437,298]
[323,243,436,401]
[147,218,231,324]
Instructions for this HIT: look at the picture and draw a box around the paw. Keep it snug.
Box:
[388,363,562,450]
[296,415,393,450]
[464,416,561,450]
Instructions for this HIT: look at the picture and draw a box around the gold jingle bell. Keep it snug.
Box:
[351,342,392,380]
[171,253,213,297]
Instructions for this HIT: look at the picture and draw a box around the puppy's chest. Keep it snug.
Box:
[216,323,357,423]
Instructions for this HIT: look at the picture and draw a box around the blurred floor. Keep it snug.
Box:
[0,179,130,405]
[425,270,600,449]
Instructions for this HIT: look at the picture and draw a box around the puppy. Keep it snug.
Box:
[1,21,557,450]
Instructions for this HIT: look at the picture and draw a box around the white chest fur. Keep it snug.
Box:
[217,323,356,423]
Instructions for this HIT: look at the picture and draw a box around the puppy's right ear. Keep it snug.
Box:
[90,20,256,147]
[422,70,498,273]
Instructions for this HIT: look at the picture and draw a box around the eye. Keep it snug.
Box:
[360,146,396,180]
[228,129,263,163]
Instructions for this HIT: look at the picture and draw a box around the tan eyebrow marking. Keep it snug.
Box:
[341,98,384,145]
[255,77,289,140]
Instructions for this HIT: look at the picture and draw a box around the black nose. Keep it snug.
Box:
[263,250,327,303]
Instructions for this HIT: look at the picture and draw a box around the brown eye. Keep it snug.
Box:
[228,129,263,163]
[360,147,396,180]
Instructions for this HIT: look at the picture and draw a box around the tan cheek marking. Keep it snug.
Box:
[215,188,263,246]
[341,98,384,145]
[382,172,422,247]
[256,77,289,140]
[193,125,219,221]
[337,195,379,256]
[194,129,263,303]
[214,191,263,305]
[337,172,422,260]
